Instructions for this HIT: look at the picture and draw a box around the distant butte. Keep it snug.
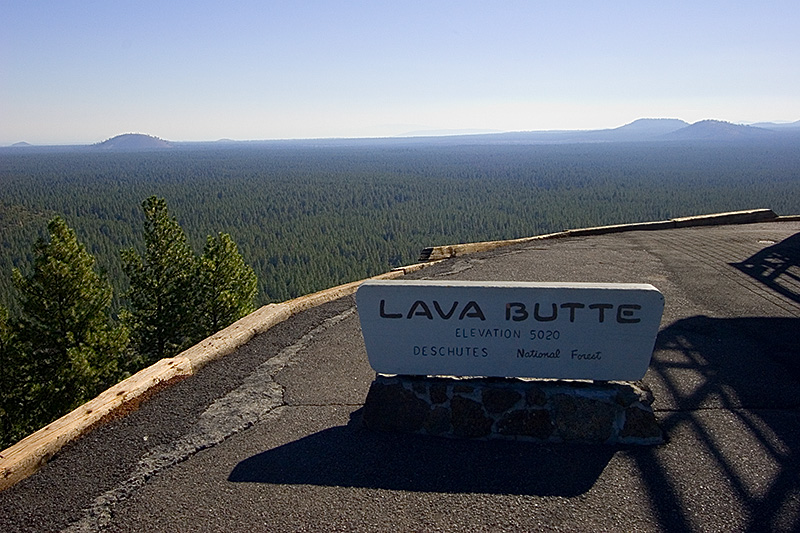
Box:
[95,133,173,150]
[661,120,775,141]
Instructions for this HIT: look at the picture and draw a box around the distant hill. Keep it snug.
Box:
[95,133,172,151]
[448,118,689,145]
[661,120,775,141]
[749,120,800,130]
[611,118,689,137]
[10,141,33,147]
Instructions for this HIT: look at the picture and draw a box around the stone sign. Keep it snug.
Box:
[356,280,664,381]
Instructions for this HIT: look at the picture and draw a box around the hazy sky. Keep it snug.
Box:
[2,1,798,145]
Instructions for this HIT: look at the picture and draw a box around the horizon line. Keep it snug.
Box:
[4,117,800,148]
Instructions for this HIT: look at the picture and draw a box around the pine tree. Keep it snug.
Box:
[10,217,128,435]
[195,232,258,340]
[0,304,21,447]
[122,197,197,365]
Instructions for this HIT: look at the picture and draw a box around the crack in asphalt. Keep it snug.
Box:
[62,307,356,533]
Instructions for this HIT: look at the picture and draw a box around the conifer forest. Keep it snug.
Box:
[1,137,799,446]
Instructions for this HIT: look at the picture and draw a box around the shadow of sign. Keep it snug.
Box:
[228,314,800,529]
[229,411,615,497]
[639,315,800,531]
[731,232,800,305]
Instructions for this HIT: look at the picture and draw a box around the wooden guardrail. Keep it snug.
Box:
[419,209,779,261]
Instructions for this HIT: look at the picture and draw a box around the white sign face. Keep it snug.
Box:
[356,280,664,381]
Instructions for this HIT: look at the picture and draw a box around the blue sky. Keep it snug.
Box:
[2,1,798,145]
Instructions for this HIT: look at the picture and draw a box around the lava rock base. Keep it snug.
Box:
[362,374,663,445]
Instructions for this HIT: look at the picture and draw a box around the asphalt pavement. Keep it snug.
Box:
[1,221,799,532]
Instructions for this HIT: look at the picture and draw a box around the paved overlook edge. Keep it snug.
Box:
[0,207,793,491]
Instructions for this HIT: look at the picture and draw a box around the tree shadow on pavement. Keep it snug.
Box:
[228,411,615,497]
[638,315,800,532]
[731,232,800,305]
